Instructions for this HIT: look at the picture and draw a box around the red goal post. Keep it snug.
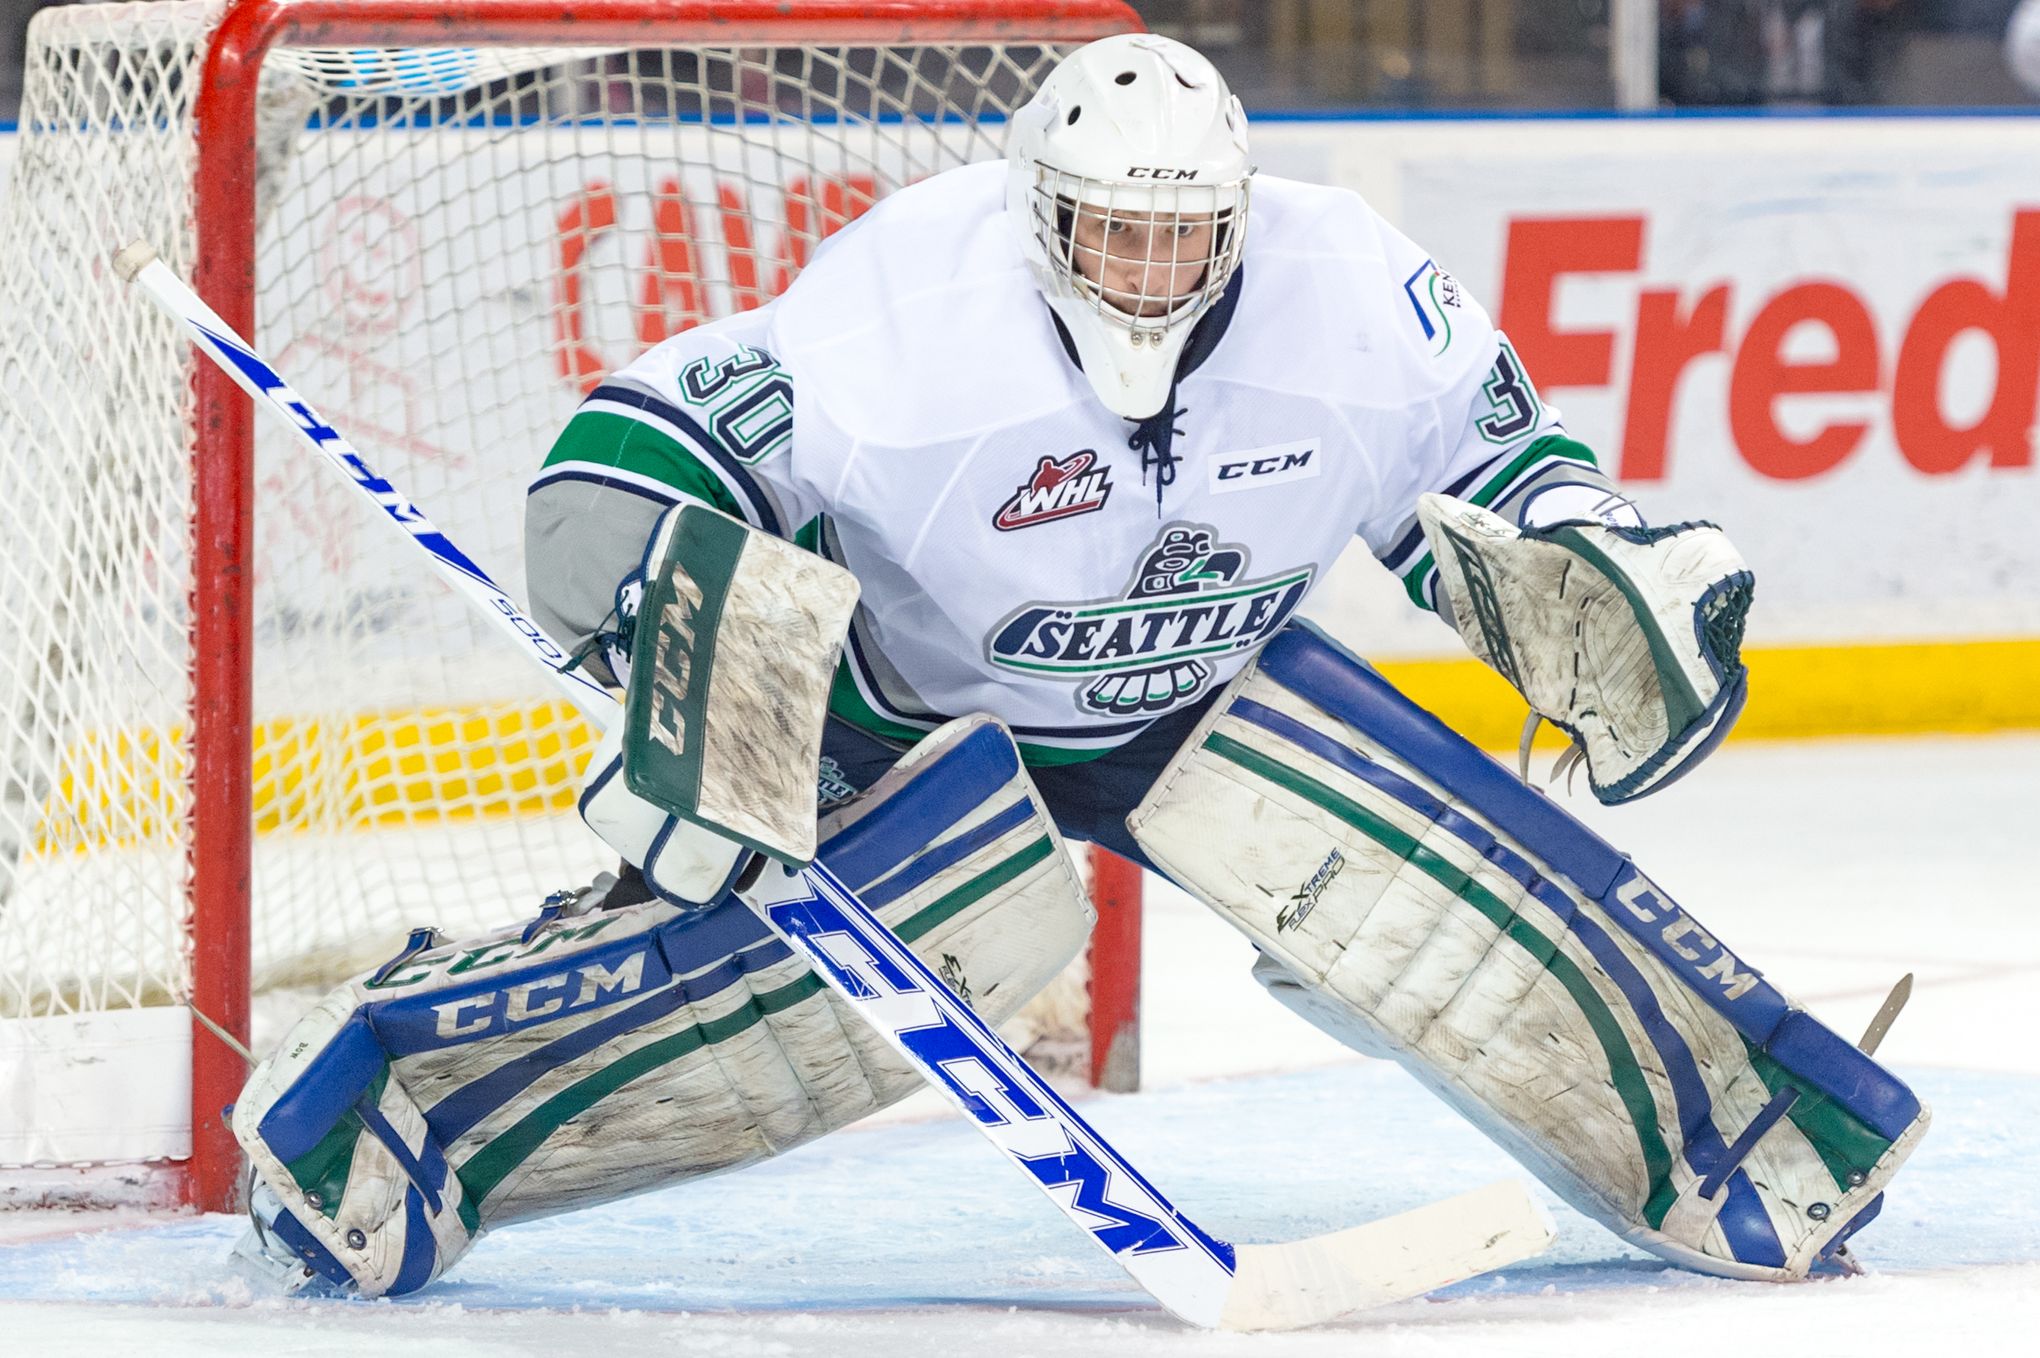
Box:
[0,0,1145,1215]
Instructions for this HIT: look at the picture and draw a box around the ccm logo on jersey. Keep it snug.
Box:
[1208,440,1319,493]
[994,451,1113,531]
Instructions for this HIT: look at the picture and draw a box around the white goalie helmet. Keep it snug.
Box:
[1006,34,1253,419]
[2011,0,2040,95]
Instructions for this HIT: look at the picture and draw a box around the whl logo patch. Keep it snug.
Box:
[994,451,1112,531]
[987,524,1314,716]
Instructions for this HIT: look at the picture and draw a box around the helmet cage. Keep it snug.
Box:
[1025,164,1250,348]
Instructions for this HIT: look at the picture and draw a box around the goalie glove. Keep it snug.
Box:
[1417,491,1753,804]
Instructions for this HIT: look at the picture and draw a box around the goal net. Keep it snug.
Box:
[0,0,1140,1210]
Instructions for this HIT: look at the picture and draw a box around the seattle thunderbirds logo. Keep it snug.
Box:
[987,524,1314,716]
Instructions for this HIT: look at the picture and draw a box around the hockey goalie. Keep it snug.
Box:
[230,34,1927,1301]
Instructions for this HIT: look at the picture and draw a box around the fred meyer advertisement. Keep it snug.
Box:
[1261,117,2039,737]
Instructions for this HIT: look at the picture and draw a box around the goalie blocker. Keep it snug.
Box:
[579,500,862,906]
[1129,624,1927,1279]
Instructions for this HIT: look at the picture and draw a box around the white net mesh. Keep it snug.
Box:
[0,2,1082,1078]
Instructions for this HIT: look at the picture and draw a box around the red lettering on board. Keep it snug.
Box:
[1497,216,1644,390]
[1892,209,2039,474]
[1498,209,2038,481]
[1729,282,1881,481]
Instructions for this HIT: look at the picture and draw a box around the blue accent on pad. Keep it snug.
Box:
[265,1201,356,1290]
[817,721,1021,890]
[1701,1087,1801,1202]
[354,1097,445,1215]
[1256,626,1901,1049]
[1819,1193,1885,1270]
[365,920,684,1057]
[1254,625,1629,896]
[860,799,1036,909]
[255,1012,388,1164]
[390,1186,438,1296]
[423,724,1033,1155]
[1768,1013,1921,1142]
[1602,862,1791,1046]
[371,928,445,987]
[1246,622,1921,1259]
[1717,1171,1787,1268]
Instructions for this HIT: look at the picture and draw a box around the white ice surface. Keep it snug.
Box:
[4,736,2037,1356]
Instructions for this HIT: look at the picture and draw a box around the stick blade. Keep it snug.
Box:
[1219,1178,1554,1332]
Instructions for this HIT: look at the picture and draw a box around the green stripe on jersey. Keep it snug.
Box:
[541,409,744,520]
[1398,433,1601,611]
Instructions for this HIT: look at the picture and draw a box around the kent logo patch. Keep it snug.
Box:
[986,523,1314,716]
[1402,259,1464,356]
[994,451,1113,531]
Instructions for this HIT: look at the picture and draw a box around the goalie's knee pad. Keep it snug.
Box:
[1129,623,1928,1280]
[235,714,1089,1297]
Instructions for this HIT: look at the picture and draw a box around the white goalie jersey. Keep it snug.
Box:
[527,160,1605,764]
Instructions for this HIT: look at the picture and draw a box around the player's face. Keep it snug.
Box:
[1067,206,1219,319]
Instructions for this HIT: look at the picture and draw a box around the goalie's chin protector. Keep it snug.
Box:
[1418,492,1753,805]
[233,715,1090,1297]
[1128,623,1928,1280]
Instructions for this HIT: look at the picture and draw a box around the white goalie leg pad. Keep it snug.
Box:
[1418,491,1754,804]
[1128,625,1928,1281]
[235,715,1089,1296]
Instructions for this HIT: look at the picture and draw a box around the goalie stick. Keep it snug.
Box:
[117,240,1553,1330]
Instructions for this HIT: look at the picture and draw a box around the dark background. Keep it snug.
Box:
[3,0,2035,122]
